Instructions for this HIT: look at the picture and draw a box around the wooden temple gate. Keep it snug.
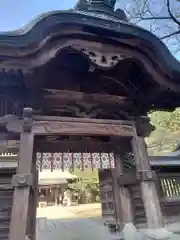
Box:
[1,108,163,240]
[1,1,180,240]
[1,142,180,239]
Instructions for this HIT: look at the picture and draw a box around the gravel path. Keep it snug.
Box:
[36,206,116,240]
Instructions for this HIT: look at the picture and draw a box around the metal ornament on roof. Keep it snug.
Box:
[90,0,116,8]
[79,48,125,68]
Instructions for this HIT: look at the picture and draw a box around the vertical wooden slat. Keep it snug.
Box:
[71,152,74,172]
[9,108,34,240]
[61,152,64,172]
[81,152,84,171]
[173,179,179,196]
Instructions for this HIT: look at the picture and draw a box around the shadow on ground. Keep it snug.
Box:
[36,216,117,240]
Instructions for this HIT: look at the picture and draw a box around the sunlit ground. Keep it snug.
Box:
[36,204,114,240]
[37,203,101,219]
[65,203,101,218]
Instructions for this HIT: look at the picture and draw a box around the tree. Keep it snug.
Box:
[150,109,180,131]
[146,109,180,155]
[117,0,180,54]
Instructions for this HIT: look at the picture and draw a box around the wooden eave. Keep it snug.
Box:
[0,11,179,93]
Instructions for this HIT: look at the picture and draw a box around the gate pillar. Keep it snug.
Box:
[114,152,134,229]
[26,159,38,240]
[113,143,140,240]
[132,136,172,239]
[9,108,35,240]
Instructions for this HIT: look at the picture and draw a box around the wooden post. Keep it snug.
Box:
[9,108,34,240]
[114,152,135,229]
[27,159,38,240]
[132,136,164,229]
[32,169,38,240]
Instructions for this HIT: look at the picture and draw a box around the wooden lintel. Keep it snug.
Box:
[34,139,121,152]
[1,114,135,137]
[44,89,130,106]
[34,115,134,125]
[33,120,134,137]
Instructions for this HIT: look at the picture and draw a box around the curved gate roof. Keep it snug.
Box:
[0,0,180,112]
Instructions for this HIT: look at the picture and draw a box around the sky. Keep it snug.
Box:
[0,0,77,31]
[0,0,179,59]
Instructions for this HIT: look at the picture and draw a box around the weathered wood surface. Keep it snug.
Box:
[99,170,117,225]
[0,114,135,137]
[33,115,133,124]
[117,173,137,186]
[114,153,134,229]
[35,139,122,152]
[0,168,15,240]
[44,89,130,106]
[27,163,38,240]
[33,116,134,136]
[132,136,164,229]
[9,109,35,240]
[129,184,146,226]
[111,168,122,231]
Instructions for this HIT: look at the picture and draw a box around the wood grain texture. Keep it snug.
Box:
[33,115,134,125]
[44,89,129,106]
[8,133,34,240]
[2,115,135,136]
[0,168,15,240]
[33,121,134,137]
[114,153,134,229]
[132,136,164,229]
[27,163,38,240]
[35,139,122,152]
[140,181,164,228]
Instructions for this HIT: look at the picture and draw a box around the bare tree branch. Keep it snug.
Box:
[138,16,171,20]
[122,0,180,53]
[160,30,180,39]
[167,0,180,26]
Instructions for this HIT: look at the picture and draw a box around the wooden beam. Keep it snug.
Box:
[34,115,134,125]
[33,116,135,137]
[0,115,135,137]
[33,121,134,137]
[44,89,130,106]
[34,139,122,152]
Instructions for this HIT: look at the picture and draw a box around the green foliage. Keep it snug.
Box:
[72,168,99,184]
[149,109,180,131]
[68,169,100,203]
[147,109,180,155]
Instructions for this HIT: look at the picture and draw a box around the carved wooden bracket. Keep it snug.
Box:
[135,116,155,137]
[11,173,33,188]
[137,170,157,182]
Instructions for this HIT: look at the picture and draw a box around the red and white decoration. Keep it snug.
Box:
[36,152,115,171]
